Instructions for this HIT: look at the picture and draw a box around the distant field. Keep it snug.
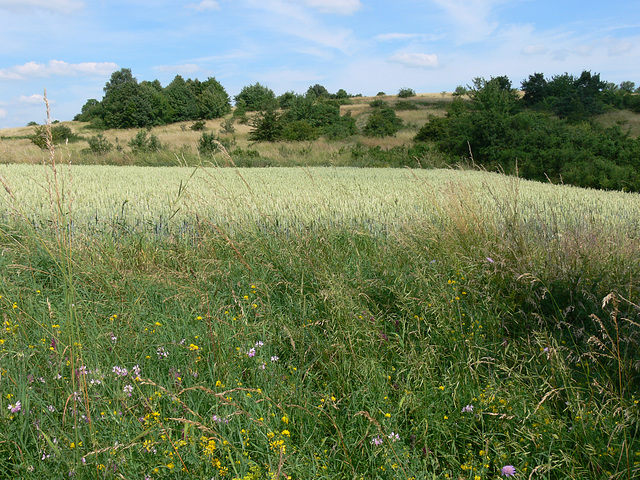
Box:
[1,164,639,238]
[0,93,451,166]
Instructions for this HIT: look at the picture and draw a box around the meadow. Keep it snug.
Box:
[0,102,640,479]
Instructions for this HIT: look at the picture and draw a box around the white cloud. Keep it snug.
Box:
[429,0,509,43]
[389,53,439,69]
[0,61,118,80]
[607,39,633,56]
[17,94,45,105]
[375,33,445,42]
[244,0,356,52]
[0,0,84,14]
[299,0,361,15]
[186,1,220,12]
[522,44,548,55]
[153,64,201,75]
[0,108,7,119]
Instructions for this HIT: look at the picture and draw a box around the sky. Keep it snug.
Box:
[1,0,639,128]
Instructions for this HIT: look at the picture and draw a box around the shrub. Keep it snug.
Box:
[394,101,418,111]
[322,113,357,140]
[234,83,277,111]
[369,99,387,108]
[398,87,416,98]
[363,107,403,137]
[248,109,282,142]
[197,132,220,156]
[86,133,113,155]
[281,121,320,141]
[128,129,161,153]
[190,120,206,131]
[221,117,236,134]
[30,124,80,149]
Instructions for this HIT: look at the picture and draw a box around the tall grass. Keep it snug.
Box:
[0,123,639,479]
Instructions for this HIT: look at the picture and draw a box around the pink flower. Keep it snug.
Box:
[501,465,516,477]
[247,348,256,357]
[8,401,21,413]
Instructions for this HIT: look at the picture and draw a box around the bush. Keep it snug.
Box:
[248,109,282,142]
[363,107,403,137]
[398,87,416,98]
[86,133,113,155]
[281,121,320,141]
[394,101,418,111]
[30,124,80,149]
[190,121,206,131]
[197,132,220,156]
[369,99,387,108]
[234,83,277,111]
[128,129,161,153]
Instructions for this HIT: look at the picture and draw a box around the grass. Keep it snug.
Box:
[0,105,639,479]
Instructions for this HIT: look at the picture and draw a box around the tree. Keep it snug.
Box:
[164,75,198,122]
[248,108,282,142]
[398,87,416,98]
[363,107,403,137]
[234,83,276,111]
[197,78,231,119]
[306,84,329,99]
[521,72,548,107]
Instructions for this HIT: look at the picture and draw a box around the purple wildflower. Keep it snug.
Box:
[8,401,21,413]
[461,404,474,413]
[388,432,400,442]
[487,257,494,263]
[247,348,256,358]
[501,465,516,477]
[371,436,383,446]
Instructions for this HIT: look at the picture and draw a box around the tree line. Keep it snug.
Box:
[416,71,640,192]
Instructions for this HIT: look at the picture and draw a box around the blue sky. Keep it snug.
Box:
[1,0,639,128]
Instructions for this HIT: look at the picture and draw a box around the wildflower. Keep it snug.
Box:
[255,340,264,348]
[388,432,400,442]
[259,363,266,370]
[8,401,21,413]
[271,355,279,362]
[371,436,384,446]
[124,385,134,396]
[487,257,494,263]
[461,404,474,413]
[247,348,256,358]
[501,465,516,477]
[112,366,128,376]
[188,344,199,351]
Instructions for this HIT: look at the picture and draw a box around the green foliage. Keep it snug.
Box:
[322,112,357,140]
[369,99,387,108]
[397,87,416,98]
[280,120,319,141]
[26,121,38,126]
[248,109,282,142]
[30,124,80,149]
[197,131,222,156]
[306,84,330,99]
[86,133,113,155]
[394,100,418,111]
[75,69,231,129]
[521,70,607,122]
[190,120,206,131]
[415,74,640,192]
[363,107,403,137]
[234,83,277,111]
[128,129,161,153]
